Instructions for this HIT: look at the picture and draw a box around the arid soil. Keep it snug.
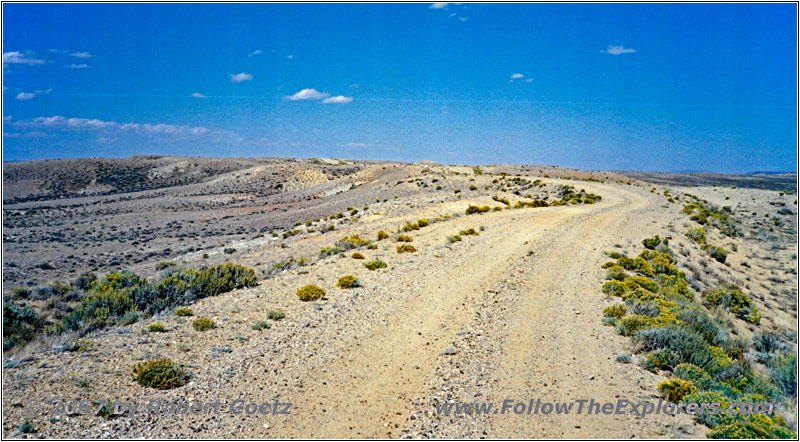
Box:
[2,157,797,438]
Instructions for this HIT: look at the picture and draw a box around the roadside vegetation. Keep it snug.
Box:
[600,236,796,438]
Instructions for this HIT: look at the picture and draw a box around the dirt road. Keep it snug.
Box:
[236,181,694,438]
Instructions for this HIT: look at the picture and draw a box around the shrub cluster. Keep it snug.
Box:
[703,245,728,264]
[551,185,602,205]
[363,260,387,271]
[377,231,389,241]
[599,239,794,438]
[52,264,256,335]
[132,358,190,390]
[396,244,417,253]
[686,227,707,244]
[192,317,216,331]
[336,275,359,289]
[465,205,490,215]
[682,200,740,237]
[702,288,760,324]
[174,306,192,316]
[513,200,549,209]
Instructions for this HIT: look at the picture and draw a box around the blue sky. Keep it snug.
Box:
[2,3,797,173]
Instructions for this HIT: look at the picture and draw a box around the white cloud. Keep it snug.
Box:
[525,78,533,83]
[602,45,636,55]
[458,16,468,22]
[287,88,330,101]
[3,51,46,66]
[287,54,294,59]
[430,3,450,9]
[349,83,360,88]
[15,92,35,100]
[230,72,253,82]
[18,115,241,142]
[510,73,524,79]
[191,92,208,98]
[67,63,90,69]
[249,49,262,57]
[342,142,373,148]
[322,95,353,104]
[70,52,91,58]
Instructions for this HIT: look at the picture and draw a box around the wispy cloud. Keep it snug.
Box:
[510,73,524,80]
[602,45,636,55]
[287,88,330,101]
[230,72,253,82]
[322,95,353,104]
[191,92,208,98]
[430,3,468,21]
[15,89,52,100]
[3,51,47,66]
[70,52,92,58]
[342,142,376,148]
[10,115,242,142]
[287,54,294,59]
[67,63,90,69]
[249,49,262,57]
[525,78,533,83]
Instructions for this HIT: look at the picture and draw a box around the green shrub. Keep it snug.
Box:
[377,231,389,241]
[459,228,479,236]
[336,235,371,250]
[702,288,760,323]
[447,235,462,243]
[192,317,216,331]
[769,352,797,397]
[642,349,680,372]
[117,311,139,326]
[3,296,42,350]
[352,252,365,259]
[267,310,286,320]
[395,234,413,242]
[252,320,271,330]
[657,379,697,402]
[703,245,728,263]
[174,307,192,317]
[686,227,707,244]
[642,235,665,250]
[363,260,387,270]
[401,222,420,232]
[602,280,623,297]
[296,285,326,301]
[513,200,549,208]
[706,421,797,439]
[18,418,35,434]
[62,339,93,352]
[155,261,176,271]
[397,244,417,253]
[606,265,628,281]
[148,323,166,333]
[417,218,429,227]
[189,263,258,299]
[602,304,627,318]
[132,358,190,390]
[492,195,510,206]
[674,363,715,390]
[336,275,359,289]
[465,205,490,215]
